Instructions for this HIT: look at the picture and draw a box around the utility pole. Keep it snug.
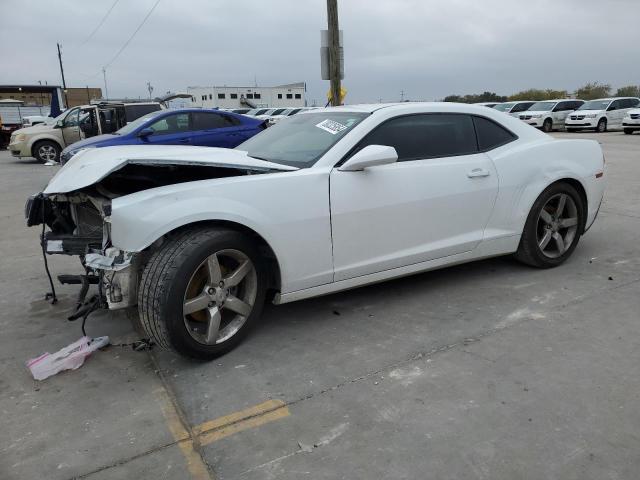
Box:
[146,81,154,100]
[57,43,69,106]
[400,90,405,102]
[327,0,341,106]
[102,67,109,100]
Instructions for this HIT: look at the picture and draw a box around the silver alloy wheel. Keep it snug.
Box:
[182,249,257,345]
[38,144,58,162]
[536,193,579,259]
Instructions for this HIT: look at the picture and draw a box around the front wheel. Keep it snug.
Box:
[515,182,585,268]
[33,140,61,163]
[542,118,553,133]
[138,227,266,360]
[596,118,607,133]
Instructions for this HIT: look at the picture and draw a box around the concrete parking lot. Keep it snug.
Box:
[1,131,639,480]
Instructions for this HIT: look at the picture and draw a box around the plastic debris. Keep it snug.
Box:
[26,336,109,380]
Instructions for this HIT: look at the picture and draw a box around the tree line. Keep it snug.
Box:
[443,82,640,103]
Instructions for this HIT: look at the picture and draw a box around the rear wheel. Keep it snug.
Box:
[515,182,585,268]
[138,227,266,360]
[542,118,553,132]
[596,118,607,133]
[33,140,60,163]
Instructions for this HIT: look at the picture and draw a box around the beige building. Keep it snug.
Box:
[0,87,102,108]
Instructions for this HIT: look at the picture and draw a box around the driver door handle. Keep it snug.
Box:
[467,168,490,178]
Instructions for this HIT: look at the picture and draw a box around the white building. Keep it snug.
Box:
[187,82,306,109]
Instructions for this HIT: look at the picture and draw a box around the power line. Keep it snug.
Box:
[81,0,120,45]
[103,0,162,69]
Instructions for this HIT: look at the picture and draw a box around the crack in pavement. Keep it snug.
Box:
[71,276,640,479]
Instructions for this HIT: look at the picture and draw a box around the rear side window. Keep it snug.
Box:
[192,112,237,130]
[472,116,517,151]
[357,114,477,162]
[125,104,161,121]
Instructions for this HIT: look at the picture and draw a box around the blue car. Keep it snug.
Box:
[60,109,266,164]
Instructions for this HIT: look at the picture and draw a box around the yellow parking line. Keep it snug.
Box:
[154,387,213,480]
[194,399,291,446]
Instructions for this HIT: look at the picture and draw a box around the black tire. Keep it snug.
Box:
[542,118,553,133]
[32,140,61,163]
[515,182,585,268]
[138,227,267,360]
[566,128,577,133]
[596,118,607,133]
[623,128,634,135]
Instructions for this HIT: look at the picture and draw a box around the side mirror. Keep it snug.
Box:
[54,120,64,129]
[338,145,398,171]
[137,127,154,138]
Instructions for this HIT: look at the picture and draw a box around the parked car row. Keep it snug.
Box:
[223,106,321,125]
[486,97,640,133]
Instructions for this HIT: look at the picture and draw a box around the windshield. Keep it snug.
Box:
[115,110,164,135]
[236,112,368,167]
[529,101,556,112]
[578,100,611,111]
[493,103,515,112]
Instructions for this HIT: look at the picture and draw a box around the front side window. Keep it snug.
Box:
[148,113,190,135]
[237,112,368,167]
[63,108,80,127]
[356,114,477,162]
[473,116,517,151]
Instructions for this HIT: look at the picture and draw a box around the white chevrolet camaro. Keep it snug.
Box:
[28,103,606,359]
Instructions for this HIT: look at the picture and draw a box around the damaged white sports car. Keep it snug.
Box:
[27,103,605,359]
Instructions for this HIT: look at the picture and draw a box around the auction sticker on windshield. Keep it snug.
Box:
[316,119,349,135]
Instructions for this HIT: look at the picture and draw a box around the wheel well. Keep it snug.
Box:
[31,139,61,157]
[161,220,282,295]
[551,178,588,231]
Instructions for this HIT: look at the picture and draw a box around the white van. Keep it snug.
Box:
[622,108,640,135]
[565,97,640,132]
[518,99,585,132]
[492,101,536,117]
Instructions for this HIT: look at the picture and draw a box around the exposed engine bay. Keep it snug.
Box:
[26,161,278,314]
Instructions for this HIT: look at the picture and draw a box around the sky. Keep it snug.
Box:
[1,0,639,105]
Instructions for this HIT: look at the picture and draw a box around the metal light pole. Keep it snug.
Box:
[102,68,109,100]
[57,43,69,107]
[327,0,341,106]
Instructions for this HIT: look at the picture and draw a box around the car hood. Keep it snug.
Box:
[572,110,603,115]
[62,134,118,152]
[519,110,550,116]
[12,123,54,135]
[44,145,298,194]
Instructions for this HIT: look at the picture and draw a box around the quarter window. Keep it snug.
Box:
[473,116,516,151]
[191,112,236,130]
[356,114,477,162]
